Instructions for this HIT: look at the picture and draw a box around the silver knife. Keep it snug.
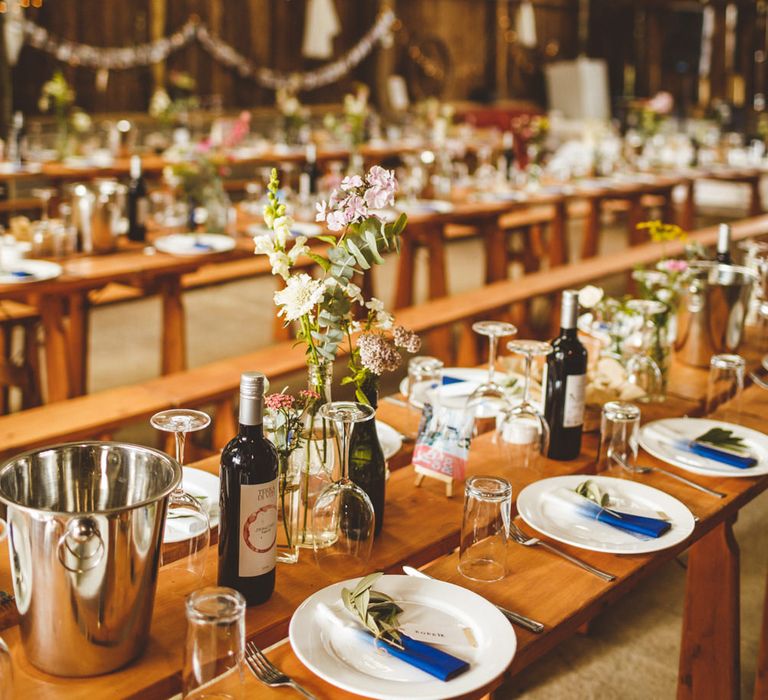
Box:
[402,565,544,634]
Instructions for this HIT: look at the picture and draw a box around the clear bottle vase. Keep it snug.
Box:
[291,362,335,549]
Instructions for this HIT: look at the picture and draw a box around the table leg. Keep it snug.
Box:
[754,570,768,699]
[549,198,569,266]
[38,296,72,402]
[159,275,187,375]
[394,230,416,309]
[67,291,89,396]
[677,518,740,700]
[581,196,602,260]
[626,195,644,246]
[482,218,507,284]
[749,176,763,217]
[681,179,695,230]
[424,223,451,361]
[661,186,676,224]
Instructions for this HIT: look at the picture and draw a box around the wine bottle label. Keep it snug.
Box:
[136,197,149,226]
[562,374,586,428]
[238,479,277,577]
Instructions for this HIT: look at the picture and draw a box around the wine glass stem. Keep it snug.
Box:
[338,420,351,482]
[488,335,498,385]
[174,430,187,467]
[522,352,532,404]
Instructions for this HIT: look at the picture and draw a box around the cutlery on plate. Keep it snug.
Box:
[508,521,617,582]
[401,565,544,633]
[611,453,726,499]
[245,641,318,699]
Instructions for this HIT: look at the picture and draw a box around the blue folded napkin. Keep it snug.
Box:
[549,489,670,539]
[688,441,757,469]
[441,375,466,386]
[594,507,671,538]
[317,603,469,682]
[10,270,34,278]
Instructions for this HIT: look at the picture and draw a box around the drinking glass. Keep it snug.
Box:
[32,187,57,222]
[182,587,246,700]
[625,299,666,403]
[496,340,552,468]
[597,401,641,474]
[458,476,512,582]
[406,355,444,408]
[467,320,518,417]
[706,354,745,421]
[151,409,212,582]
[312,402,376,574]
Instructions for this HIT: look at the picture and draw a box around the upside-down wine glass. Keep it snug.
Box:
[467,320,518,418]
[151,408,212,583]
[625,299,666,403]
[312,402,376,575]
[496,340,552,468]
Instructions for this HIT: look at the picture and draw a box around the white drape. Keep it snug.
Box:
[302,0,341,61]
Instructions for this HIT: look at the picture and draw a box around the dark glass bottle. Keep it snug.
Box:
[218,372,278,605]
[501,130,516,180]
[715,223,732,264]
[127,155,149,242]
[348,376,386,537]
[544,290,588,461]
[303,143,321,196]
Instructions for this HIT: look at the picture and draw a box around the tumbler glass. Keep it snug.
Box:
[0,635,10,700]
[706,354,745,422]
[182,587,247,700]
[597,401,641,474]
[458,476,512,582]
[406,355,443,408]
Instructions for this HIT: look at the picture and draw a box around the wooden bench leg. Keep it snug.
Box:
[67,291,89,397]
[627,195,644,247]
[425,223,452,357]
[394,231,417,309]
[749,177,763,217]
[677,518,740,700]
[22,321,42,409]
[482,219,507,284]
[549,198,569,267]
[754,568,768,699]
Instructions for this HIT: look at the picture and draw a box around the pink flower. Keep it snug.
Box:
[343,194,368,223]
[340,175,364,191]
[265,393,295,411]
[315,200,328,223]
[646,91,673,115]
[326,209,347,231]
[662,259,688,272]
[364,184,392,209]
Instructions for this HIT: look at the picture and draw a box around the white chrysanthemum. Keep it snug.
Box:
[274,273,324,321]
[578,285,604,309]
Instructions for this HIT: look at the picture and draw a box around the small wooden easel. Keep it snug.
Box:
[414,465,454,497]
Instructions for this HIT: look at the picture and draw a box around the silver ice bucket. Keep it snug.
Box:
[674,263,758,367]
[0,442,181,676]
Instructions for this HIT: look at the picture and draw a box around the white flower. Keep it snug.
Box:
[272,215,292,246]
[268,251,290,280]
[344,282,364,304]
[376,311,394,330]
[578,285,604,309]
[149,88,171,118]
[253,234,275,255]
[274,273,324,321]
[288,236,309,263]
[366,297,385,313]
[71,110,91,133]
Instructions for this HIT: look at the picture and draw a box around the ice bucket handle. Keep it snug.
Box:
[57,517,105,574]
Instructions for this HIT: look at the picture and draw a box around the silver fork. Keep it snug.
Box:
[611,452,726,499]
[244,641,318,699]
[508,521,616,582]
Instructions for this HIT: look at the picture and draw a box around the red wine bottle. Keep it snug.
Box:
[715,223,732,264]
[127,155,149,242]
[544,290,588,460]
[218,372,278,605]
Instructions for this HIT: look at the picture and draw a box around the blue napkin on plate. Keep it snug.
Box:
[317,603,469,682]
[441,376,466,386]
[548,489,671,539]
[687,441,757,469]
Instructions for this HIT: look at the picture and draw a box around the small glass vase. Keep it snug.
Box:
[291,362,335,549]
[275,454,300,564]
[348,376,387,538]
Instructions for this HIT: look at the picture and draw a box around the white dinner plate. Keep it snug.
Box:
[639,417,768,478]
[761,355,768,373]
[248,221,323,239]
[154,233,236,256]
[517,474,695,555]
[163,467,220,544]
[289,574,516,700]
[0,259,62,285]
[375,420,402,461]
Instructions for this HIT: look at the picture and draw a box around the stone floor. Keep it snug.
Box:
[84,196,765,699]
